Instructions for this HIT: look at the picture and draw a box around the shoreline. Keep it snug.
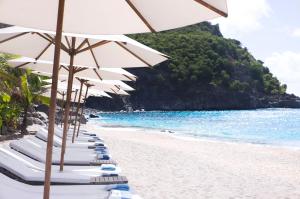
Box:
[88,120,300,151]
[88,108,300,113]
[86,123,300,199]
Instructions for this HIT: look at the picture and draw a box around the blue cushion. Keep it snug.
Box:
[101,166,116,171]
[94,146,107,150]
[111,184,130,191]
[101,155,110,160]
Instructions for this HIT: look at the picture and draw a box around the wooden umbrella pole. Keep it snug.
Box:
[72,80,84,143]
[72,90,79,117]
[43,0,65,199]
[76,84,90,137]
[68,89,78,130]
[60,92,65,128]
[59,37,76,172]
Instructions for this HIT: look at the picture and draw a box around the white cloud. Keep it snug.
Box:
[265,51,300,96]
[291,28,300,37]
[212,0,271,38]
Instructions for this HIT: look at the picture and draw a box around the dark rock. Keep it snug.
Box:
[80,115,88,124]
[68,114,88,125]
[26,117,46,126]
[89,114,99,118]
[35,104,49,116]
[85,88,300,111]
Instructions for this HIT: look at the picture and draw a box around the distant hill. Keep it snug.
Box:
[86,22,300,111]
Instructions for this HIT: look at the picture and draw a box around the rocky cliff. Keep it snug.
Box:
[86,22,300,111]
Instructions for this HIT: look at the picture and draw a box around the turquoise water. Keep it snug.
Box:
[96,109,300,147]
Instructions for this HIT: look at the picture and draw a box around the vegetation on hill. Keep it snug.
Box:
[86,22,297,111]
[130,22,286,95]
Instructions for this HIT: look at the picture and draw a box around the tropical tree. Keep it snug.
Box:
[0,54,45,134]
[0,57,22,134]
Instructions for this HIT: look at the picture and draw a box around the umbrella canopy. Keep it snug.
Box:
[41,85,81,102]
[0,0,228,35]
[0,26,168,68]
[44,76,130,95]
[9,57,137,81]
[83,79,134,91]
[87,88,127,97]
[44,77,134,93]
[41,88,111,101]
[41,90,82,103]
[89,86,129,96]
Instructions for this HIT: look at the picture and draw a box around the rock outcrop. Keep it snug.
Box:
[85,22,300,111]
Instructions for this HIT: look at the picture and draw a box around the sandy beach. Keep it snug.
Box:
[86,124,300,199]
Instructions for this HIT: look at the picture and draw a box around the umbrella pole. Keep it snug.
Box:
[72,80,84,143]
[59,37,76,172]
[72,90,79,117]
[60,92,65,128]
[43,0,65,199]
[68,89,78,130]
[76,84,90,137]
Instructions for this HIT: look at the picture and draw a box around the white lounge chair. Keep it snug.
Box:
[12,136,109,160]
[36,128,105,149]
[24,136,108,155]
[10,138,116,165]
[53,126,102,142]
[68,127,99,137]
[0,146,126,185]
[0,173,141,199]
[3,145,117,174]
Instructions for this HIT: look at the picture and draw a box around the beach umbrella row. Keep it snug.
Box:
[0,26,168,173]
[0,1,228,198]
[41,87,111,102]
[41,66,134,150]
[43,78,131,96]
[16,58,131,131]
[43,73,135,93]
[42,79,128,131]
[42,81,112,131]
[42,82,115,130]
[9,58,138,81]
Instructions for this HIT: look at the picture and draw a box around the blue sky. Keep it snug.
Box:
[212,0,300,95]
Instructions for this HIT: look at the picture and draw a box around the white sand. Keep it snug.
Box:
[85,124,300,199]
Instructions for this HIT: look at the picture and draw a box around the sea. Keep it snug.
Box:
[92,108,300,147]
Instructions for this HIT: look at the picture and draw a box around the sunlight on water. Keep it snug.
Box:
[96,109,300,147]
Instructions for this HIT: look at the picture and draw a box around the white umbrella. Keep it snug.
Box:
[0,1,228,35]
[41,87,79,127]
[41,89,82,102]
[0,26,168,68]
[73,84,130,135]
[9,57,138,81]
[41,88,111,101]
[44,77,134,93]
[72,82,105,137]
[42,86,111,129]
[89,87,129,96]
[44,77,129,136]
